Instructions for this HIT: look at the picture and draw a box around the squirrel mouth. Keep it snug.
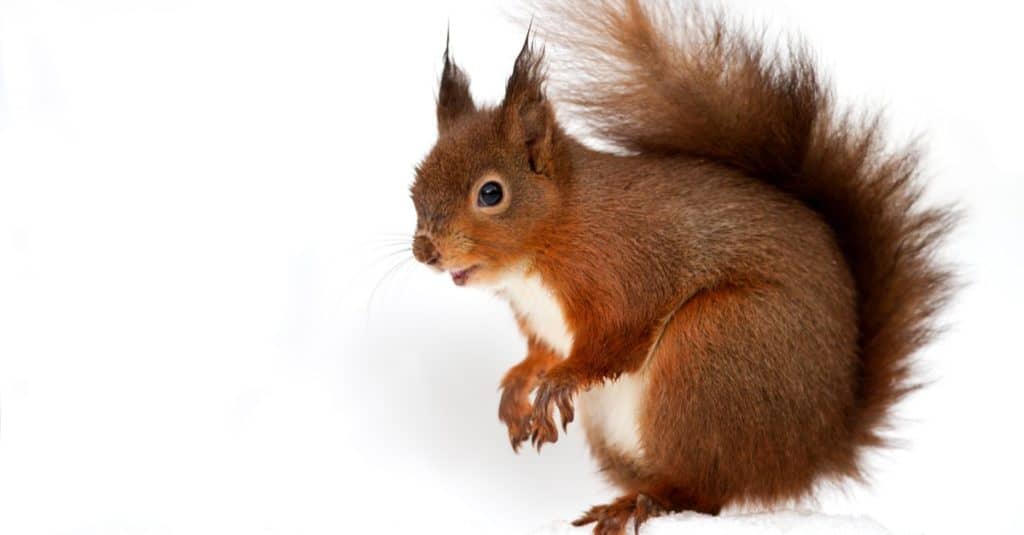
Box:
[449,265,479,286]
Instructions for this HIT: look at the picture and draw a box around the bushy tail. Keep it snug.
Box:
[530,0,956,450]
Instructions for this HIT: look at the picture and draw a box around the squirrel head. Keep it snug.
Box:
[410,33,570,287]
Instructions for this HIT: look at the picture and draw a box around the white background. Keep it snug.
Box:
[1,1,1021,534]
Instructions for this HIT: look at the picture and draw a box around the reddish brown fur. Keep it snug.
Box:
[409,2,955,533]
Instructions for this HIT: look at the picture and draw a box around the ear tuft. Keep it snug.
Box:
[501,28,558,175]
[504,26,546,114]
[437,29,475,135]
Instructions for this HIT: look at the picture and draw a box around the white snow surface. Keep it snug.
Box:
[532,511,892,535]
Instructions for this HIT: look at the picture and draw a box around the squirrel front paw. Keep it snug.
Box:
[498,377,534,453]
[530,367,579,451]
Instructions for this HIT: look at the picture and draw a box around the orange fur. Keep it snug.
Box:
[409,2,955,533]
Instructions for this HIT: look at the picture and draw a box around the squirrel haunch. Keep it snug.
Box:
[410,1,955,532]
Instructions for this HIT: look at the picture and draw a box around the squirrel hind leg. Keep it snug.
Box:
[572,490,721,535]
[638,282,857,503]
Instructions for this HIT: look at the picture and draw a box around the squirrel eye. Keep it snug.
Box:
[477,181,504,208]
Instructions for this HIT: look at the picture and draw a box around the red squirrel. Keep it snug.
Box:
[409,1,954,533]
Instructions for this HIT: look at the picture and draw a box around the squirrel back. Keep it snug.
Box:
[530,0,956,455]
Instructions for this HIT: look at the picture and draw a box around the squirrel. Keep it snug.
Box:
[409,1,955,533]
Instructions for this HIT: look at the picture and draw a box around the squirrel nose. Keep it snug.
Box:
[413,235,441,267]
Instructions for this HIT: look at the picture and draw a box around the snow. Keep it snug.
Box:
[531,512,892,535]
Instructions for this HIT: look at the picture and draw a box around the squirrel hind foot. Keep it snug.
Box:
[572,490,723,535]
[571,493,665,535]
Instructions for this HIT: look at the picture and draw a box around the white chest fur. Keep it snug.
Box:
[490,269,575,358]
[489,267,645,460]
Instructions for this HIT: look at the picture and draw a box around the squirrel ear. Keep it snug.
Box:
[500,31,557,175]
[437,31,475,135]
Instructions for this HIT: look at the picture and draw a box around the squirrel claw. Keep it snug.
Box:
[557,392,575,431]
[530,414,558,451]
[499,379,534,453]
[508,414,532,453]
[529,372,578,451]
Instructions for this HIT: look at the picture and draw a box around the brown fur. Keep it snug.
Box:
[409,2,955,533]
